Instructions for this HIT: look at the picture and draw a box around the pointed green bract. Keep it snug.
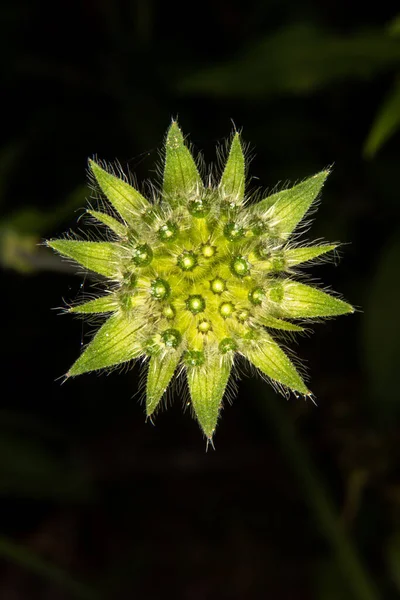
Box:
[219,133,245,204]
[146,351,182,416]
[47,240,123,278]
[278,281,354,318]
[87,210,127,238]
[187,353,232,438]
[163,121,202,200]
[89,160,150,225]
[70,295,117,314]
[285,244,337,267]
[255,171,329,238]
[68,312,146,376]
[242,332,309,394]
[258,314,305,332]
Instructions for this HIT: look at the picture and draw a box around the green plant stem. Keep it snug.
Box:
[0,535,100,600]
[262,397,380,600]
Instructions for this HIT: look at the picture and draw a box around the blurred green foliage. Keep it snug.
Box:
[179,23,400,97]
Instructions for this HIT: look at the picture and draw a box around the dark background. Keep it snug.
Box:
[1,1,400,598]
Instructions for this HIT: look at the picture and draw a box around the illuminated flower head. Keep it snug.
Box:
[47,122,353,440]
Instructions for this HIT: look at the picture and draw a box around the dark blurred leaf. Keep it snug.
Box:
[364,79,400,158]
[363,232,400,417]
[0,535,99,600]
[389,14,400,37]
[0,141,25,208]
[178,24,400,98]
[0,410,67,440]
[0,185,87,273]
[386,533,400,592]
[315,559,356,599]
[0,433,93,501]
[2,185,88,236]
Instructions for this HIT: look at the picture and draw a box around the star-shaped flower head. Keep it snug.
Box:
[47,122,353,440]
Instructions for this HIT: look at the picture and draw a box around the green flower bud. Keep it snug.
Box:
[186,294,206,314]
[210,277,226,294]
[162,304,176,320]
[151,278,170,300]
[248,287,265,305]
[158,221,178,242]
[219,338,237,354]
[219,301,235,319]
[198,319,212,333]
[201,243,217,259]
[48,122,353,441]
[132,243,153,266]
[224,222,245,242]
[177,250,198,271]
[161,328,182,348]
[184,350,205,367]
[231,255,250,277]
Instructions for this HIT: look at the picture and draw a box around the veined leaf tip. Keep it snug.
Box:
[145,402,156,418]
[169,120,180,132]
[314,169,330,181]
[306,392,317,406]
[67,365,78,377]
[88,158,99,169]
[339,300,355,315]
[206,436,216,451]
[46,239,59,250]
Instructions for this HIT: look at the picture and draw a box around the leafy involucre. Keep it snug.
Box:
[187,353,232,439]
[146,351,182,416]
[47,240,123,278]
[89,160,150,225]
[163,122,202,199]
[219,133,245,204]
[70,296,117,314]
[48,122,353,441]
[254,171,329,237]
[258,315,305,332]
[285,244,337,267]
[277,281,354,318]
[68,312,147,376]
[242,331,309,395]
[87,210,127,238]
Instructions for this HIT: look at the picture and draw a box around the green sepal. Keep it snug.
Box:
[187,352,232,439]
[69,295,117,314]
[87,210,127,238]
[258,314,305,332]
[146,350,182,416]
[279,281,354,318]
[255,171,329,237]
[285,244,337,267]
[47,239,123,278]
[89,160,150,225]
[242,331,309,394]
[219,133,245,205]
[163,121,203,201]
[68,312,146,376]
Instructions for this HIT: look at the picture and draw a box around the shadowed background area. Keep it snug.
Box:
[1,1,400,598]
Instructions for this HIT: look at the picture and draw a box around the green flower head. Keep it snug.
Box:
[47,121,353,440]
